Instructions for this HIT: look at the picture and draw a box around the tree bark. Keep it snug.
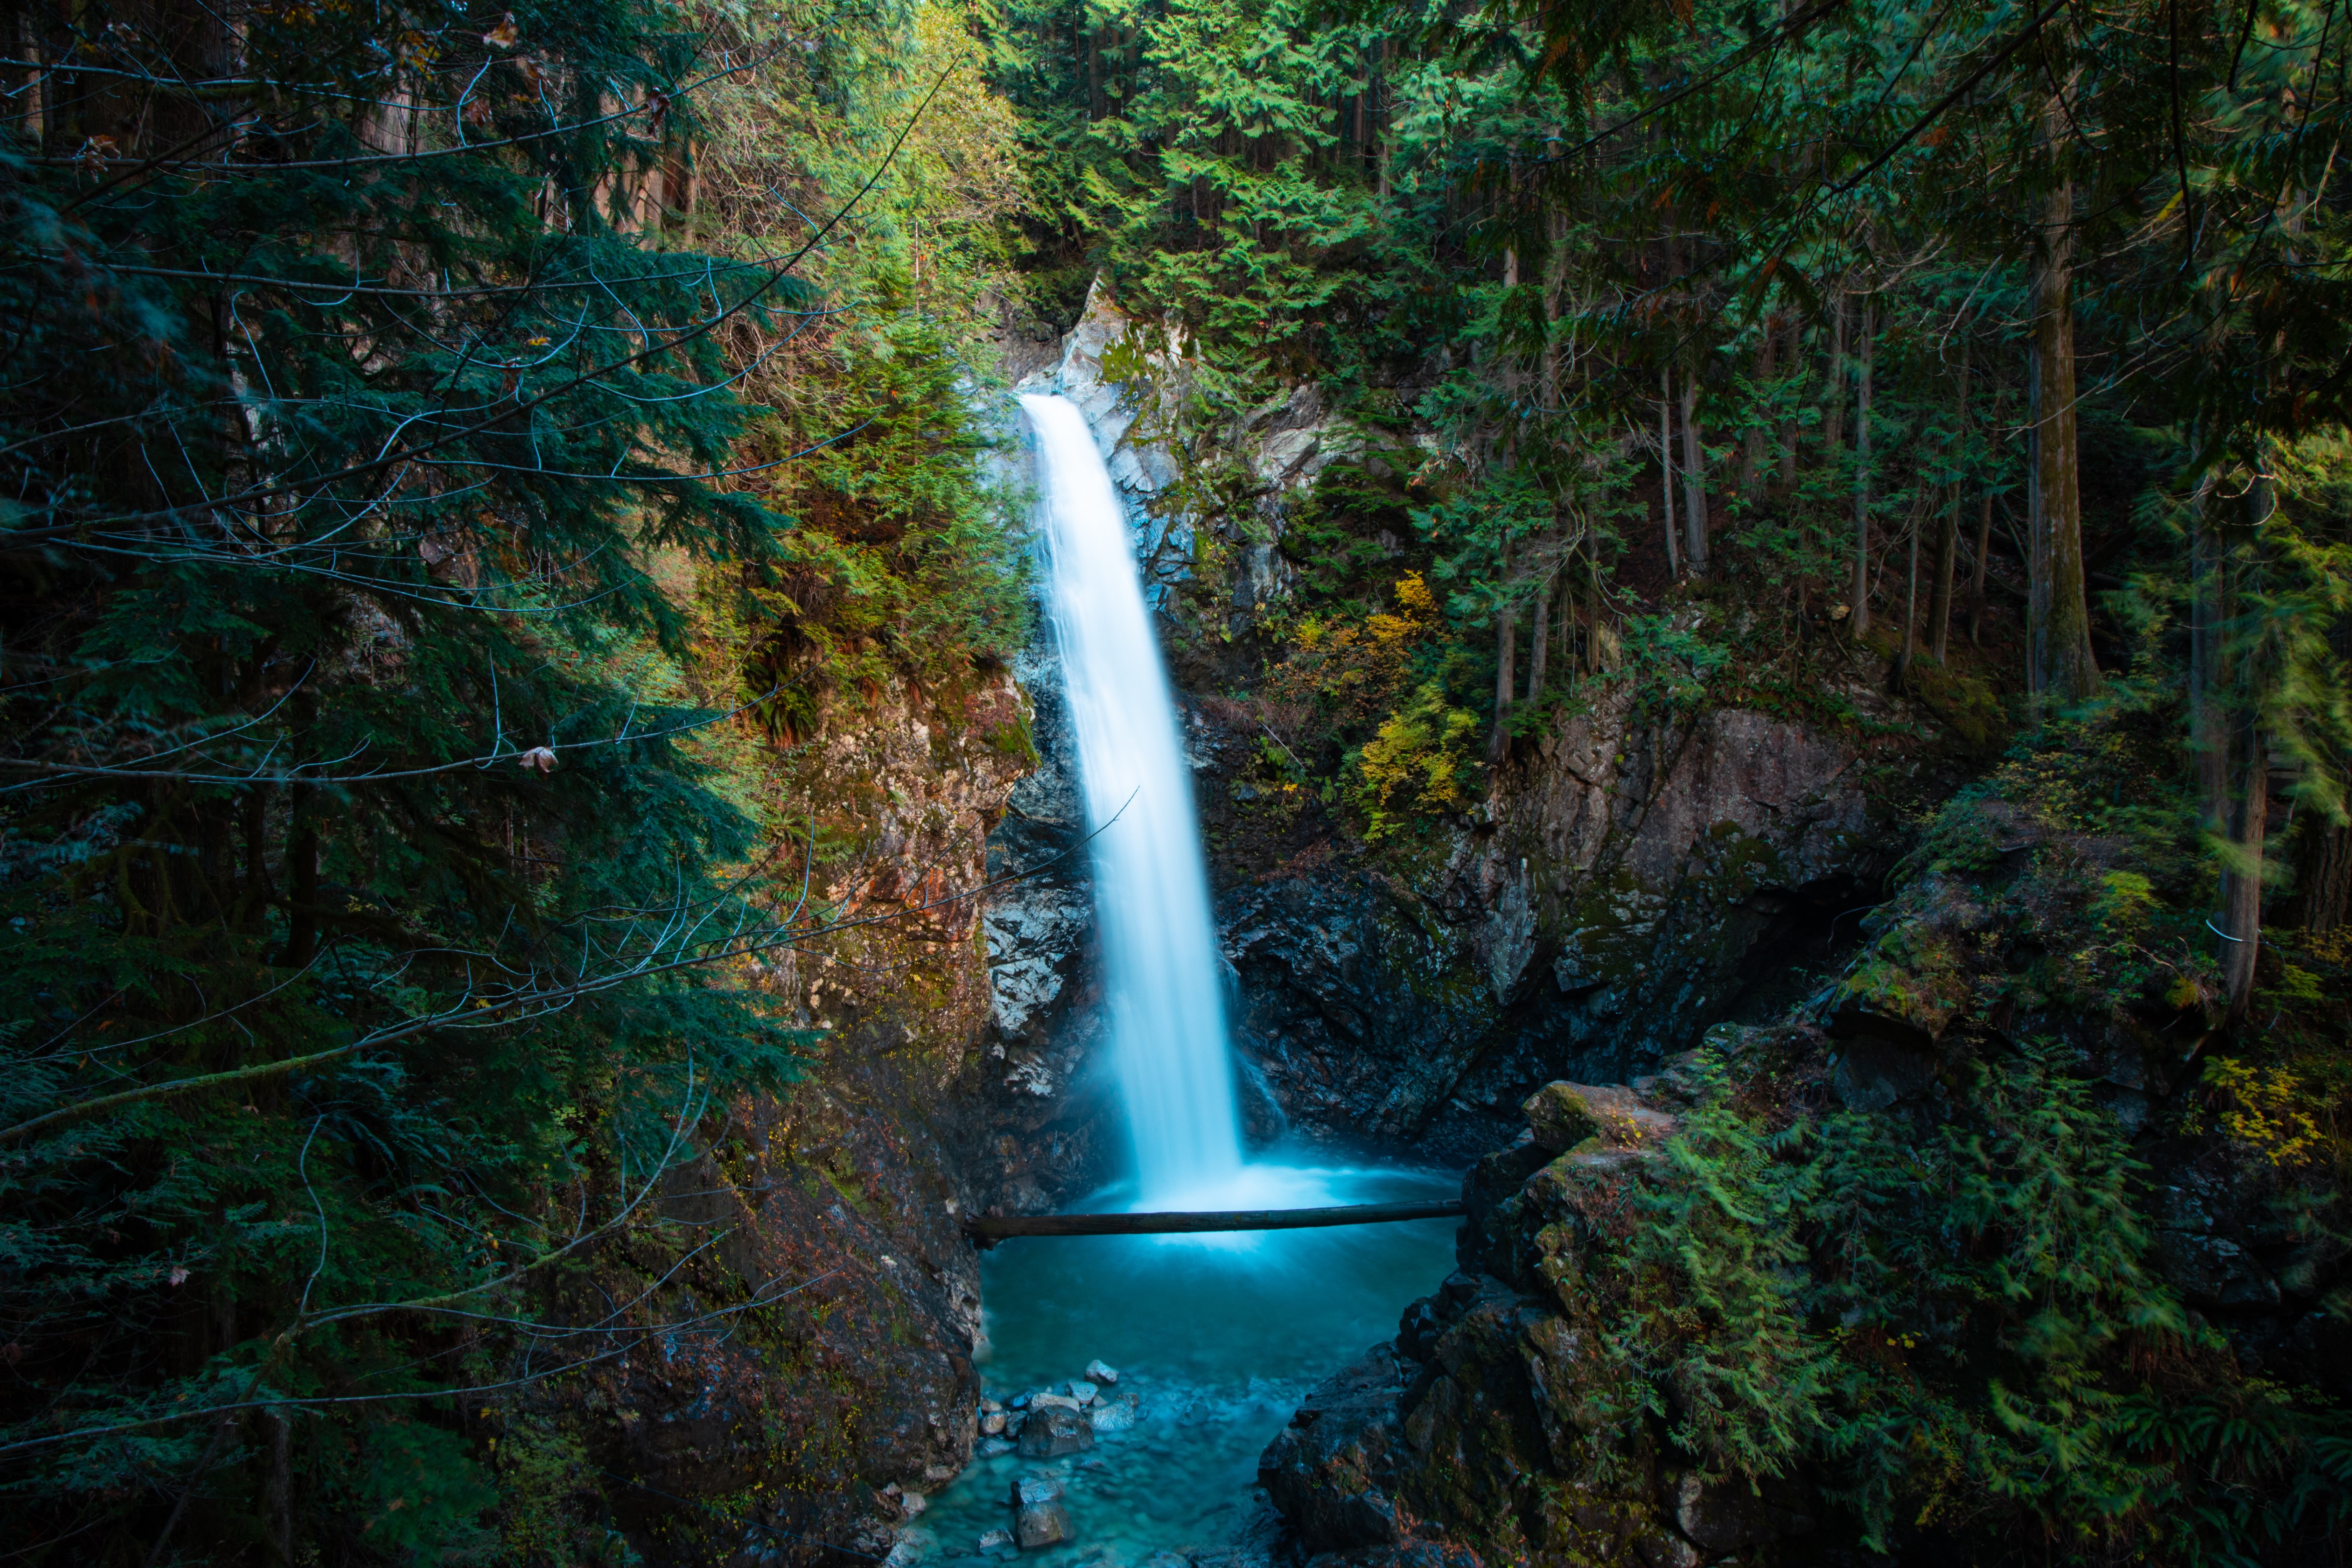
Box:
[1849,296,1874,635]
[1896,510,1919,688]
[2189,470,2230,834]
[2298,819,2351,934]
[1822,292,1848,456]
[1490,535,1516,763]
[1659,367,1681,578]
[1928,352,1968,661]
[1968,489,1993,645]
[1680,369,1710,574]
[2221,717,2267,1022]
[1742,326,1777,495]
[1527,563,1551,704]
[1778,316,1801,488]
[2027,94,2100,705]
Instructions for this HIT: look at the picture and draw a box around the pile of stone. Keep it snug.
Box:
[972,1361,1139,1552]
[974,1359,1137,1459]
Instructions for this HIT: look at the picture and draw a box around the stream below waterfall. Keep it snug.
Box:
[907,1159,1459,1568]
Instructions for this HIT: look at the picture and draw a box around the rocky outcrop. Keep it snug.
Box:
[553,671,1043,1564]
[1217,680,1881,1160]
[1258,1070,1755,1568]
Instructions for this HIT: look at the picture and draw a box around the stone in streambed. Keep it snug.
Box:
[1017,1405,1094,1457]
[1029,1391,1083,1412]
[1084,1359,1119,1385]
[1066,1380,1098,1406]
[1012,1475,1073,1549]
[977,1530,1014,1554]
[978,1437,1017,1457]
[1014,1505,1073,1550]
[1088,1394,1138,1433]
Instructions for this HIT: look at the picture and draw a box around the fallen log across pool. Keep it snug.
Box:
[960,1198,1466,1246]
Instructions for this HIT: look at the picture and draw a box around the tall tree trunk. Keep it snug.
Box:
[1679,369,1709,574]
[1895,511,1919,687]
[1822,292,1849,456]
[2299,819,2351,934]
[1490,536,1517,763]
[2028,95,2100,705]
[1928,352,1968,661]
[2189,470,2230,834]
[2221,715,2267,1022]
[1849,296,1874,635]
[1660,368,1681,578]
[1968,490,1993,645]
[1928,489,1960,664]
[1777,317,1801,488]
[1527,565,1551,705]
[1742,327,1777,495]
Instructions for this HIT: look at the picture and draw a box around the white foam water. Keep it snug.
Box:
[1023,392,1243,1206]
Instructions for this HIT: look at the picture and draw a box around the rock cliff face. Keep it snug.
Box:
[1256,1069,1734,1568]
[564,671,1041,1565]
[1215,684,1877,1161]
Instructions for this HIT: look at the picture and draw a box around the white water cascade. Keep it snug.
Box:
[1023,392,1245,1206]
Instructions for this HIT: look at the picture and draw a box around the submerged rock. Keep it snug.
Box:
[977,1529,1014,1553]
[980,1410,1009,1436]
[1066,1379,1098,1406]
[1016,1405,1095,1457]
[1084,1358,1120,1384]
[1014,1501,1074,1549]
[1088,1393,1139,1433]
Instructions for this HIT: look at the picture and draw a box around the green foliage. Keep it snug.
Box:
[0,0,1009,1556]
[1617,1070,1833,1482]
[1611,1041,2351,1561]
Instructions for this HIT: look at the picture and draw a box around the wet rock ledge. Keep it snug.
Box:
[1257,1063,1801,1568]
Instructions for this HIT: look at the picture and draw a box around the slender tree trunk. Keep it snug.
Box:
[1527,566,1551,704]
[1850,296,1874,635]
[1896,511,1919,688]
[1742,327,1777,494]
[2299,819,2351,934]
[2028,94,2100,705]
[1680,370,1710,574]
[1660,368,1681,578]
[1929,490,1960,663]
[1822,292,1848,456]
[1777,317,1801,488]
[2221,714,2267,1021]
[280,690,318,968]
[1928,352,1968,661]
[2190,470,2230,834]
[1968,490,1993,645]
[1490,536,1516,763]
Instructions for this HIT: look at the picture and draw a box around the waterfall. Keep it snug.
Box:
[1023,392,1244,1205]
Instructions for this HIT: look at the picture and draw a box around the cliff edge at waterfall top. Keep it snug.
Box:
[7,4,2351,1566]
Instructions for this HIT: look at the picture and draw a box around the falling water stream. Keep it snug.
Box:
[1021,392,1243,1207]
[902,397,1456,1568]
